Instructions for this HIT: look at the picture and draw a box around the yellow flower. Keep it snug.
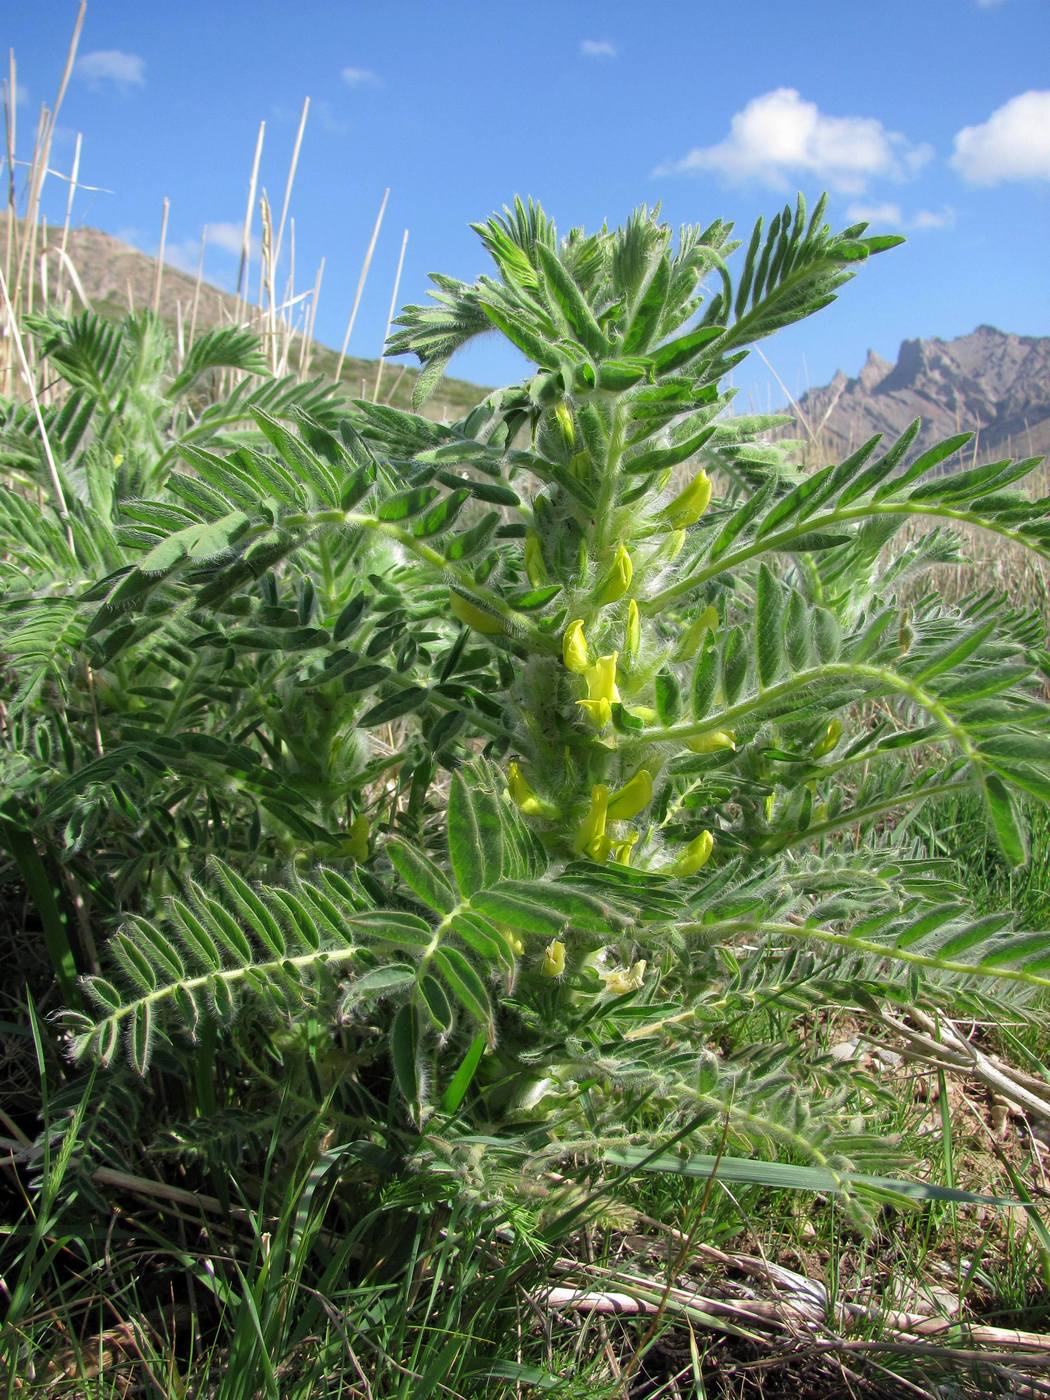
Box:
[624,599,641,663]
[450,590,505,636]
[676,604,720,661]
[507,762,560,819]
[541,939,567,978]
[685,729,735,754]
[601,959,647,995]
[343,815,370,862]
[606,768,653,821]
[661,469,712,529]
[524,530,547,587]
[574,784,609,857]
[811,718,842,758]
[611,832,639,865]
[668,830,714,877]
[594,545,633,606]
[562,619,590,674]
[576,653,621,729]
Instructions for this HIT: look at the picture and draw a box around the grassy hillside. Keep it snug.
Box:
[16,220,487,420]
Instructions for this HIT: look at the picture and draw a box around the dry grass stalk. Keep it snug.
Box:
[336,186,389,384]
[372,226,408,403]
[235,119,265,309]
[187,223,208,346]
[273,96,309,275]
[299,255,325,379]
[151,195,169,316]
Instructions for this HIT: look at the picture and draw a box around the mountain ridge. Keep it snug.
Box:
[791,325,1050,464]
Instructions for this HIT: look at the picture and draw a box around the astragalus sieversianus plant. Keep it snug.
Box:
[61,196,1050,1197]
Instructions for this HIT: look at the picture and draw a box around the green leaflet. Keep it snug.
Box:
[691,647,718,721]
[982,774,1028,867]
[412,488,470,538]
[608,1149,1022,1209]
[621,427,715,477]
[388,837,457,915]
[721,626,748,705]
[448,772,504,897]
[648,323,724,374]
[390,1004,420,1115]
[654,669,682,725]
[352,965,417,999]
[440,1031,488,1113]
[755,564,784,689]
[432,946,492,1026]
[377,486,440,522]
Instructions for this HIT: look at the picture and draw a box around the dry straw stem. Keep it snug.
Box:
[54,129,82,312]
[235,118,265,309]
[299,254,325,379]
[272,96,309,275]
[372,226,408,402]
[151,195,169,316]
[1,0,85,394]
[0,258,73,549]
[878,1007,1050,1123]
[336,185,389,384]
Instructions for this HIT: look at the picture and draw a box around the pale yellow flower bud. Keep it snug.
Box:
[541,939,566,978]
[562,619,590,674]
[574,784,609,857]
[661,469,712,529]
[685,729,735,754]
[624,599,641,663]
[594,545,633,606]
[507,761,560,819]
[606,769,653,821]
[668,830,714,877]
[676,604,720,661]
[524,530,547,586]
[450,590,505,635]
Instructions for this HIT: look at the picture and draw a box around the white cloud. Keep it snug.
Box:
[845,201,902,224]
[2,78,28,108]
[845,201,955,232]
[206,222,261,259]
[580,39,617,58]
[163,239,202,275]
[655,88,932,193]
[976,0,1006,8]
[76,50,145,91]
[341,66,380,87]
[909,206,956,231]
[951,90,1050,183]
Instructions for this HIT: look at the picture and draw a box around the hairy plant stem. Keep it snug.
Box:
[639,661,981,765]
[592,397,626,560]
[678,918,1050,992]
[643,499,1050,614]
[761,777,976,853]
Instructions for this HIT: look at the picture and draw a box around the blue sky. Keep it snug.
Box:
[8,0,1050,409]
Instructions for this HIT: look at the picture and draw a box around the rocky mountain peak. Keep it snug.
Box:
[790,326,1050,462]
